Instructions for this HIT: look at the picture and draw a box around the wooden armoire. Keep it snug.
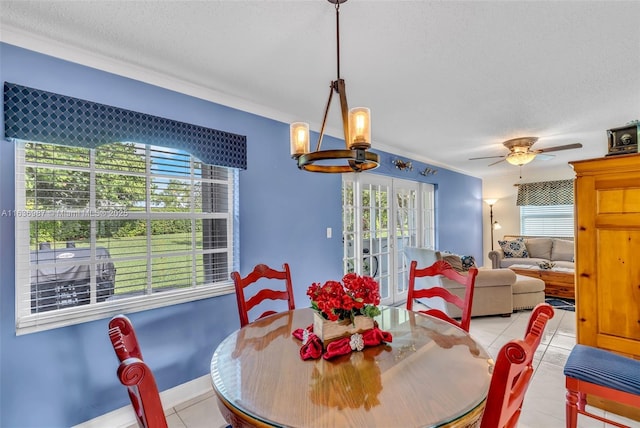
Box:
[570,153,640,419]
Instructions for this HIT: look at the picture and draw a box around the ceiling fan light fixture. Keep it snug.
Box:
[506,151,536,166]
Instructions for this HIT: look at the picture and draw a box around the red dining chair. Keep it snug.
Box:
[406,259,478,332]
[480,303,555,428]
[564,344,640,428]
[231,263,295,327]
[108,315,168,428]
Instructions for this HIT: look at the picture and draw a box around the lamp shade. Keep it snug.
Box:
[506,151,536,166]
[348,107,371,150]
[290,122,310,158]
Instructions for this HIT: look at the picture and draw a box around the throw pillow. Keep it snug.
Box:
[498,237,529,258]
[461,255,476,270]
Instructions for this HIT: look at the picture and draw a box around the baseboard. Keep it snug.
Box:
[73,375,213,428]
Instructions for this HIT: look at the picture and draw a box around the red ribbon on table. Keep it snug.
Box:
[324,327,393,359]
[292,325,324,360]
[292,324,392,360]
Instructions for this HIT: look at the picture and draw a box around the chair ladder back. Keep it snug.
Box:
[117,358,168,428]
[480,303,554,428]
[231,263,295,327]
[406,260,478,332]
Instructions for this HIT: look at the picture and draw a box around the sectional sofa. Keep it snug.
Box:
[488,235,575,270]
[404,247,545,318]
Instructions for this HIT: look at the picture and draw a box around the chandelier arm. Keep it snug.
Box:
[315,83,336,152]
[336,79,350,147]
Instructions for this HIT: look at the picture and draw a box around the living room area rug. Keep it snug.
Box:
[545,297,575,312]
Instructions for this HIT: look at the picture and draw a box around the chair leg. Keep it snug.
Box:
[565,388,580,428]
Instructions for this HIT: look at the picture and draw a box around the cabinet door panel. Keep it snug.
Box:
[597,188,640,214]
[596,229,640,342]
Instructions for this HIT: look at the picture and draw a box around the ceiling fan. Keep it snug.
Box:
[469,137,583,166]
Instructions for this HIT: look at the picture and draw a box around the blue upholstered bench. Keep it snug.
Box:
[564,344,640,427]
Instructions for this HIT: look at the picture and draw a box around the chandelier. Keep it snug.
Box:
[289,0,379,173]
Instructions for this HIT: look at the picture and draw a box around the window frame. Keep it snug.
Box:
[14,140,237,335]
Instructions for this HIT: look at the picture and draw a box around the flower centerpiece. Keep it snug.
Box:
[307,273,382,347]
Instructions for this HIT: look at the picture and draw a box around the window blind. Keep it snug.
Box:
[520,205,574,237]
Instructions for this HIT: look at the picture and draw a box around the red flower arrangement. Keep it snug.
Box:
[307,273,381,322]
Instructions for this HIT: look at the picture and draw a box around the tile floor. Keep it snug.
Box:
[148,307,639,428]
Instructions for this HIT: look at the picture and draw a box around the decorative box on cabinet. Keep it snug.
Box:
[570,153,640,421]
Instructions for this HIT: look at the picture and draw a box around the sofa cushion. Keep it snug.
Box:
[472,268,516,288]
[512,275,545,294]
[499,258,547,268]
[551,239,574,261]
[498,237,529,258]
[524,238,553,260]
[553,260,575,269]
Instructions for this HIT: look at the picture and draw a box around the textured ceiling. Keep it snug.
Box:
[1,0,639,180]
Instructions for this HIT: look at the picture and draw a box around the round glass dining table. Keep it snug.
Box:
[210,306,493,428]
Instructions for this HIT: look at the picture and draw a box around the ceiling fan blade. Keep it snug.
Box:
[537,143,583,153]
[469,155,505,160]
[488,158,506,166]
[535,153,554,161]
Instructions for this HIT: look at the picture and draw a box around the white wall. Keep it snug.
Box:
[481,163,576,266]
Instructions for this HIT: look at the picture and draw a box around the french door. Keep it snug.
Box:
[342,175,434,306]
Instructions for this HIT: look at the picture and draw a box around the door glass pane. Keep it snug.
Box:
[394,182,418,298]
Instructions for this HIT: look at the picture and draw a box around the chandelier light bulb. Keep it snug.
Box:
[348,107,371,150]
[290,122,310,158]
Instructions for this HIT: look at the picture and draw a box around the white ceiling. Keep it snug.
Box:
[1,0,639,179]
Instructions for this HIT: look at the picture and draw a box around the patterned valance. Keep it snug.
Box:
[3,82,246,169]
[516,179,574,206]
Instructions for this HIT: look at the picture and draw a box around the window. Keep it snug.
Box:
[520,204,574,237]
[14,141,236,334]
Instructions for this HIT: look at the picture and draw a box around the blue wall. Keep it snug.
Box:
[0,42,482,427]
